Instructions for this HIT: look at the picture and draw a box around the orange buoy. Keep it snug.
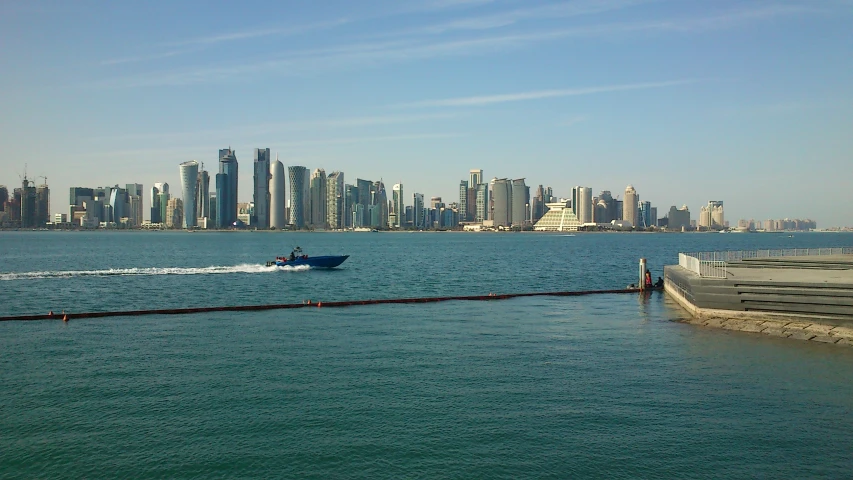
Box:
[317,301,322,307]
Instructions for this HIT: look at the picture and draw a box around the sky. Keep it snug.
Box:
[1,0,852,226]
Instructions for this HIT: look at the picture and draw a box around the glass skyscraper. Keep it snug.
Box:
[179,160,199,228]
[253,148,271,229]
[288,165,308,228]
[216,148,238,228]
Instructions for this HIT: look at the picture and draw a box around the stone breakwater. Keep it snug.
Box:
[677,315,853,347]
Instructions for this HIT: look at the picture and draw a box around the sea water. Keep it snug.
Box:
[2,231,852,478]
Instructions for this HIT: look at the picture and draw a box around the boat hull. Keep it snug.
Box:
[268,255,349,268]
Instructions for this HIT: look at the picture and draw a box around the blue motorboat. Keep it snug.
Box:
[266,247,349,268]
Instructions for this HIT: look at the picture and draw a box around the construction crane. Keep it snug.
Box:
[38,176,48,186]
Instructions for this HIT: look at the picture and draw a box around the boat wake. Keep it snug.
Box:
[0,263,311,281]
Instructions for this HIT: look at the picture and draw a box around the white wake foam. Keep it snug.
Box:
[0,263,311,281]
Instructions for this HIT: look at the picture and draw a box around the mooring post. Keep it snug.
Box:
[639,258,647,290]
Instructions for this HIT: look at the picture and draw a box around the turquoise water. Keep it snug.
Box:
[2,232,853,478]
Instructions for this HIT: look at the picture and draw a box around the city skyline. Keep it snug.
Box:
[1,1,852,226]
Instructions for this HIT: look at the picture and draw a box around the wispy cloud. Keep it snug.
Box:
[89,113,463,143]
[378,0,655,37]
[162,18,352,47]
[100,18,351,66]
[392,80,695,108]
[101,49,199,66]
[94,5,817,87]
[274,132,465,148]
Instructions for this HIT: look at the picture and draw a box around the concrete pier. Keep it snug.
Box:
[665,251,853,346]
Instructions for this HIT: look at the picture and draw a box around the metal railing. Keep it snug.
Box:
[679,247,852,278]
[692,247,852,262]
[679,253,728,278]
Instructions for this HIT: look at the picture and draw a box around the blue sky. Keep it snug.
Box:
[1,0,851,226]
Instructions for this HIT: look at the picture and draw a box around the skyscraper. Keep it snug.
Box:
[511,178,527,226]
[491,178,512,227]
[310,168,327,229]
[179,160,199,228]
[475,183,488,222]
[623,185,638,227]
[35,183,49,226]
[573,186,592,224]
[196,168,210,220]
[412,193,424,229]
[288,165,309,228]
[253,148,271,229]
[270,158,286,229]
[217,148,238,228]
[392,183,404,228]
[699,201,724,230]
[326,171,344,230]
[125,183,143,227]
[458,180,468,222]
[372,181,388,229]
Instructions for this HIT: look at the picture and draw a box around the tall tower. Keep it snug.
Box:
[179,161,199,228]
[392,183,404,228]
[412,192,424,229]
[196,168,210,220]
[270,157,286,229]
[310,168,327,228]
[288,165,308,228]
[217,148,238,228]
[623,185,638,227]
[491,178,512,227]
[573,186,592,224]
[475,183,488,222]
[253,148,271,229]
[326,171,344,229]
[458,180,468,223]
[511,178,527,226]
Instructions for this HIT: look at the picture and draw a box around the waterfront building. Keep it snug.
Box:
[413,193,425,229]
[216,148,238,228]
[667,205,691,231]
[35,183,50,227]
[326,171,344,230]
[344,184,357,228]
[623,185,638,227]
[125,183,143,227]
[699,201,724,230]
[150,183,168,224]
[196,169,210,221]
[309,168,327,229]
[638,200,653,229]
[392,183,404,228]
[109,187,127,225]
[288,165,309,229]
[531,185,547,223]
[165,198,183,229]
[208,194,217,226]
[573,186,592,224]
[252,148,271,229]
[179,160,199,229]
[270,158,286,229]
[511,179,528,227]
[458,180,468,223]
[372,181,388,229]
[70,187,95,223]
[533,201,582,231]
[158,191,170,228]
[475,183,488,222]
[490,178,512,227]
